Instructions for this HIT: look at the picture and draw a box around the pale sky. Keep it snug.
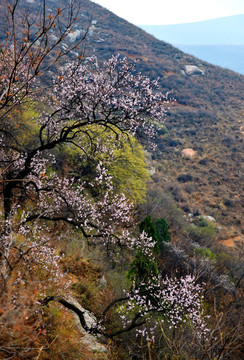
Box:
[93,0,244,25]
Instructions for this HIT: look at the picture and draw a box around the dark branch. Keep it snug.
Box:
[41,295,146,339]
[41,296,89,331]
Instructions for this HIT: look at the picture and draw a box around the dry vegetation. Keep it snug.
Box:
[0,1,243,359]
[82,1,244,242]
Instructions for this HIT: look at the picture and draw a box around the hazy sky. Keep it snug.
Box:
[93,0,244,25]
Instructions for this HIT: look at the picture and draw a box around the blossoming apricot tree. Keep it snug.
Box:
[0,2,210,354]
[1,54,167,237]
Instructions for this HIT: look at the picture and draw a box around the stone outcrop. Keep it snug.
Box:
[184,65,205,76]
[67,297,109,358]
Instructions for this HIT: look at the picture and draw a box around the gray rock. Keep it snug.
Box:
[98,275,107,289]
[185,65,205,76]
[201,215,216,222]
[67,29,83,43]
[67,297,109,357]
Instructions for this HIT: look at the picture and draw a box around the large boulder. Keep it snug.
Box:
[184,64,205,75]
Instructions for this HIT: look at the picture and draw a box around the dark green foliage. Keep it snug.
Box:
[128,249,160,311]
[128,251,159,289]
[139,214,159,252]
[155,218,171,243]
[138,215,171,256]
[155,217,171,254]
[128,215,159,290]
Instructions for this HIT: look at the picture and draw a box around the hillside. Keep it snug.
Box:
[82,2,244,243]
[0,1,244,359]
[1,0,243,242]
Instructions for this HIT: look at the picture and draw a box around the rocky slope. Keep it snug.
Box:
[1,0,243,241]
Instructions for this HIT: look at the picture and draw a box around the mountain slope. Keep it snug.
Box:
[1,0,244,241]
[82,2,244,241]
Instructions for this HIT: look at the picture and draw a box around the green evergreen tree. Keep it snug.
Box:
[128,215,159,290]
[155,217,171,254]
[139,214,158,252]
[128,251,159,289]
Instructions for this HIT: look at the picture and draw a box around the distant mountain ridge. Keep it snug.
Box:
[139,15,244,74]
[139,15,244,45]
[175,44,244,74]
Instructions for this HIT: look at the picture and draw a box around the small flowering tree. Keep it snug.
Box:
[0,4,214,359]
[1,55,166,206]
[0,44,211,345]
[110,232,209,343]
[0,3,215,355]
[0,52,167,281]
[0,7,170,354]
[0,47,171,356]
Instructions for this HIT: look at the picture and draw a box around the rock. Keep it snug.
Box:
[148,167,156,175]
[219,274,235,292]
[67,297,109,358]
[81,333,108,358]
[98,275,107,289]
[67,29,83,43]
[182,148,197,158]
[201,215,216,222]
[185,65,205,76]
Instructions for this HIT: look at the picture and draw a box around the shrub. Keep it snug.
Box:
[177,174,193,183]
[155,217,171,254]
[187,218,217,246]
